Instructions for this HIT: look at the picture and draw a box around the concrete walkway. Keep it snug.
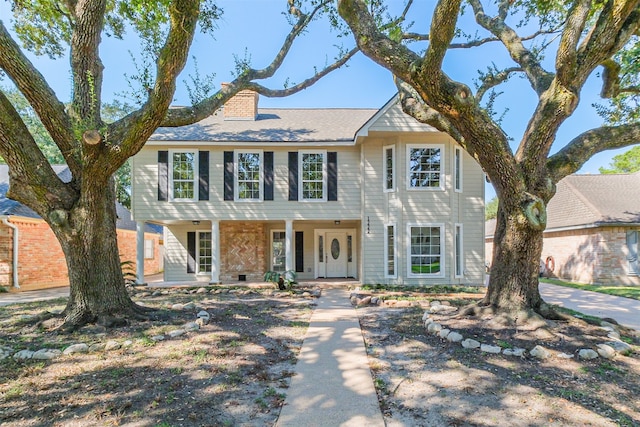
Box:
[540,282,640,331]
[0,287,69,306]
[276,288,385,427]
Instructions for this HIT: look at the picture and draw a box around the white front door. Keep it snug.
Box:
[325,232,347,278]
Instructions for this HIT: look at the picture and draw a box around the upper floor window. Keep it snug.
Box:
[299,150,327,201]
[383,145,395,192]
[454,147,462,192]
[407,144,444,191]
[235,150,263,201]
[170,151,198,201]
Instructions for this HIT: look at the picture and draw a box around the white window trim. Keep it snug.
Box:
[454,223,463,278]
[406,223,445,278]
[197,230,212,275]
[299,149,328,202]
[454,147,463,193]
[234,149,264,202]
[384,223,397,279]
[271,229,286,272]
[169,149,199,202]
[383,144,396,193]
[406,144,445,191]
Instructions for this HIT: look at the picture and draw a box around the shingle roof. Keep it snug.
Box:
[0,165,161,233]
[485,172,640,236]
[546,172,640,228]
[149,108,378,143]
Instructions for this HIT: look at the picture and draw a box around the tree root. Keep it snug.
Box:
[458,301,559,330]
[56,302,157,331]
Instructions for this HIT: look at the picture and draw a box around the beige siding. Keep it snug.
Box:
[361,134,485,285]
[366,102,439,133]
[132,146,362,222]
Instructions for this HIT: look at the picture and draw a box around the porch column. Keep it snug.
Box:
[285,220,293,272]
[211,220,220,284]
[135,221,145,285]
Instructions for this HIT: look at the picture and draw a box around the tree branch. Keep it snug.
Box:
[107,0,200,171]
[547,122,640,182]
[0,21,79,167]
[476,66,522,101]
[555,0,591,87]
[0,89,72,212]
[468,0,554,95]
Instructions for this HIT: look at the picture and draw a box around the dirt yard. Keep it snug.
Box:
[0,285,638,426]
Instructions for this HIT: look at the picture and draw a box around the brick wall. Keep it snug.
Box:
[0,217,163,291]
[219,222,266,281]
[486,226,639,286]
[221,84,259,120]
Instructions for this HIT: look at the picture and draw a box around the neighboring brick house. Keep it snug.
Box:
[486,171,640,286]
[131,91,486,285]
[0,165,163,292]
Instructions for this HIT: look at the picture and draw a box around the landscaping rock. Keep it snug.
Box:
[427,322,442,334]
[447,332,463,343]
[358,296,372,306]
[13,349,34,360]
[461,339,480,349]
[168,329,186,338]
[184,322,200,331]
[439,329,450,339]
[530,345,551,359]
[196,310,211,324]
[606,340,633,356]
[171,303,184,311]
[421,312,430,321]
[196,287,208,294]
[578,349,599,360]
[89,343,105,352]
[596,344,616,359]
[122,340,133,347]
[63,343,89,355]
[0,346,14,360]
[424,317,434,327]
[151,335,165,342]
[183,302,196,310]
[480,344,502,354]
[557,353,574,359]
[370,296,379,305]
[32,349,62,360]
[104,341,121,351]
[503,347,526,357]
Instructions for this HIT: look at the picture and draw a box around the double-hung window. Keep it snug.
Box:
[384,223,397,278]
[383,145,395,192]
[407,224,444,277]
[198,231,212,274]
[627,230,639,276]
[170,151,198,201]
[235,150,263,201]
[454,147,462,192]
[299,150,327,201]
[407,144,444,191]
[455,224,463,277]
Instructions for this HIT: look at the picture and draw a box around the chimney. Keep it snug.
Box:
[221,83,259,120]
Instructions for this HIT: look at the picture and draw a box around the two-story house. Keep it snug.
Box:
[131,90,485,286]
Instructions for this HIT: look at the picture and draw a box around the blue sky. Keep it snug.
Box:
[0,0,636,200]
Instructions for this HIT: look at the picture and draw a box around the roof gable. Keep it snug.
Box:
[356,95,439,137]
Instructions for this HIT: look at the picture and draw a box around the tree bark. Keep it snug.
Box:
[49,176,142,329]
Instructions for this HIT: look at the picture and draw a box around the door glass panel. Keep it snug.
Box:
[331,238,340,260]
[272,231,286,272]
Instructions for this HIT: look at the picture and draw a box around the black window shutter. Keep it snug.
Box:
[295,231,304,272]
[328,151,338,201]
[264,151,274,201]
[288,152,298,201]
[158,151,168,201]
[224,151,234,201]
[187,232,196,273]
[199,151,209,201]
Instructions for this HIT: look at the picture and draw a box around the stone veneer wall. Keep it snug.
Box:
[219,222,266,282]
[0,217,162,291]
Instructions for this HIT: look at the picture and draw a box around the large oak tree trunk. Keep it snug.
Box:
[485,209,544,312]
[49,176,143,329]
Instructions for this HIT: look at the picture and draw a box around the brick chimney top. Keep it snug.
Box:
[221,83,259,121]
